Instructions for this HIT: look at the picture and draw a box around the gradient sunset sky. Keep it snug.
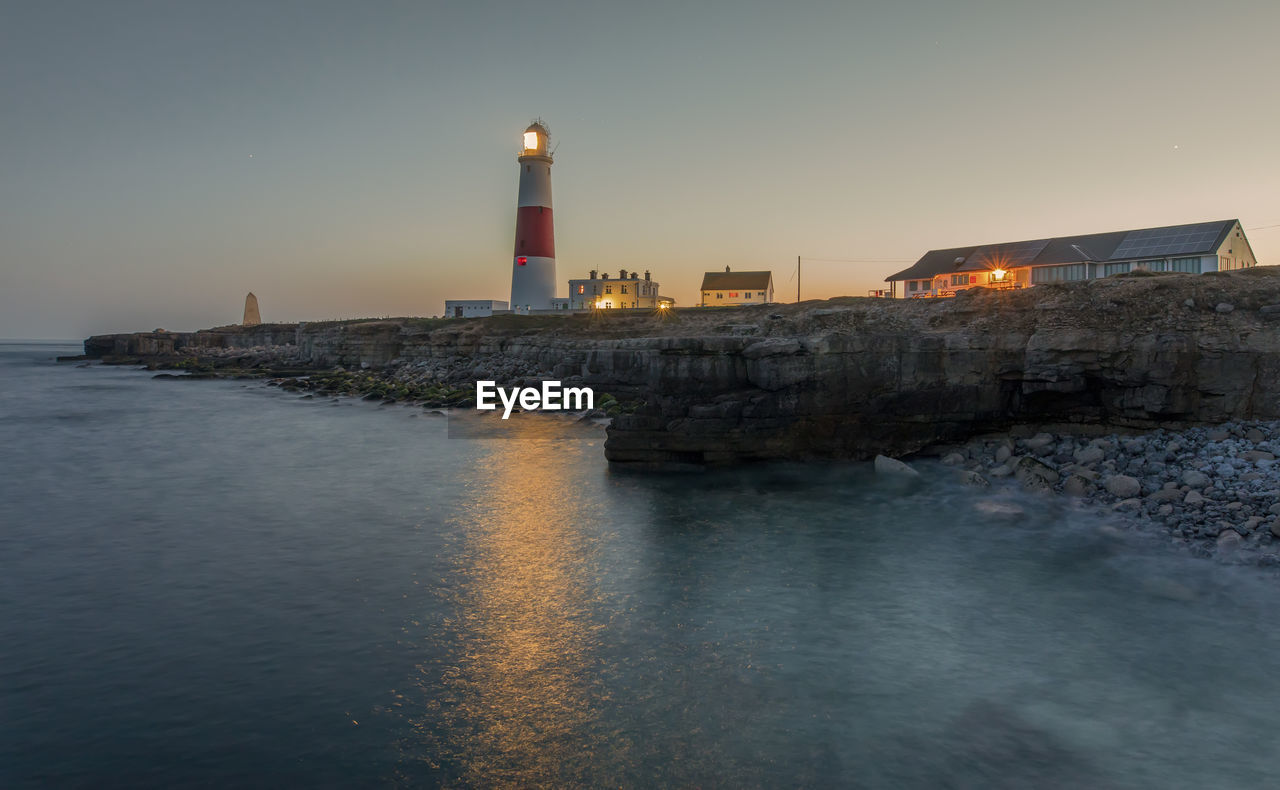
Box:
[3,0,1279,338]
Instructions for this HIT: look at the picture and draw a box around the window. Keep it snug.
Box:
[577,284,585,294]
[1103,262,1130,277]
[621,285,628,294]
[950,274,967,286]
[605,285,612,294]
[909,281,918,292]
[716,293,723,299]
[758,292,766,297]
[729,292,738,298]
[1031,263,1087,283]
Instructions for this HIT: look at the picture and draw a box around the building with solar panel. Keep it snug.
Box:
[885,219,1258,298]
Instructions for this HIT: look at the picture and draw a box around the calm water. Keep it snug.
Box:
[3,341,1280,788]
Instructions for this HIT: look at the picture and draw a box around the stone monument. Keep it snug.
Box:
[242,292,261,326]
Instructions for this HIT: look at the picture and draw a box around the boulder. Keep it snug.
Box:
[874,455,919,477]
[1073,446,1106,465]
[1104,474,1141,498]
[1181,470,1211,488]
[1024,433,1056,450]
[1013,456,1059,488]
[1063,475,1092,497]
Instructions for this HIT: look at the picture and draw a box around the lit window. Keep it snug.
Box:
[577,285,584,294]
[729,292,738,298]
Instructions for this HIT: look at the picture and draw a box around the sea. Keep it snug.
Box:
[3,340,1280,789]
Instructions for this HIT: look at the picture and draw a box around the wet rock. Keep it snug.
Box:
[941,452,967,466]
[1247,428,1266,443]
[1272,517,1280,539]
[974,500,1026,518]
[1185,490,1205,506]
[1024,433,1055,450]
[989,464,1014,478]
[1241,450,1275,463]
[994,445,1012,464]
[1063,475,1092,497]
[1104,474,1141,498]
[1181,470,1211,488]
[1215,302,1235,313]
[1013,456,1059,488]
[958,470,990,487]
[873,455,919,477]
[1073,446,1106,465]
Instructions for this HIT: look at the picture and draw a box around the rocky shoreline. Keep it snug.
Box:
[885,421,1280,566]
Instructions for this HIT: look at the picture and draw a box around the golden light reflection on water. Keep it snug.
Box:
[399,416,624,787]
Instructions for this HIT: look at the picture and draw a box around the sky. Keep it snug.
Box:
[2,0,1279,338]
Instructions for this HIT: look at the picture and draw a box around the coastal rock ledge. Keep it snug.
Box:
[84,268,1280,469]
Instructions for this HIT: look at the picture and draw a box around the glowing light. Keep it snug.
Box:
[517,256,527,266]
[523,131,538,149]
[991,268,1007,281]
[657,302,669,310]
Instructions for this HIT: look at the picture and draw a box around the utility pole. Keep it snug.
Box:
[796,255,801,303]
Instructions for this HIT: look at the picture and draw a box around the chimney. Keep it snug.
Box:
[619,268,628,280]
[725,265,731,272]
[602,272,610,280]
[644,270,651,281]
[631,271,638,279]
[589,269,597,279]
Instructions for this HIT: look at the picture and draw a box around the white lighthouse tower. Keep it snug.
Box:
[510,120,556,312]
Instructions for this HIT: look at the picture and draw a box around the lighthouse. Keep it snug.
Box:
[509,120,556,312]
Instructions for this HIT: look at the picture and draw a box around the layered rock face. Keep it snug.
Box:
[85,268,1280,468]
[604,269,1280,467]
[84,324,300,358]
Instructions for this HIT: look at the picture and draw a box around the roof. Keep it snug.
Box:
[700,270,773,291]
[886,219,1239,282]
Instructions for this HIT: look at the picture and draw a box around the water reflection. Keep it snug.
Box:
[400,416,620,787]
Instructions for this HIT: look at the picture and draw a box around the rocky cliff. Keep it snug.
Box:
[85,268,1280,468]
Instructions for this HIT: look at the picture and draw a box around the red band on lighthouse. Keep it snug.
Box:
[514,206,555,259]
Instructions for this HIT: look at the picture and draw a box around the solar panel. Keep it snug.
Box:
[966,239,1050,270]
[1110,222,1227,260]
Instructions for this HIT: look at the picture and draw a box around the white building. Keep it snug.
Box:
[699,267,774,306]
[568,268,673,310]
[886,219,1259,298]
[444,299,509,318]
